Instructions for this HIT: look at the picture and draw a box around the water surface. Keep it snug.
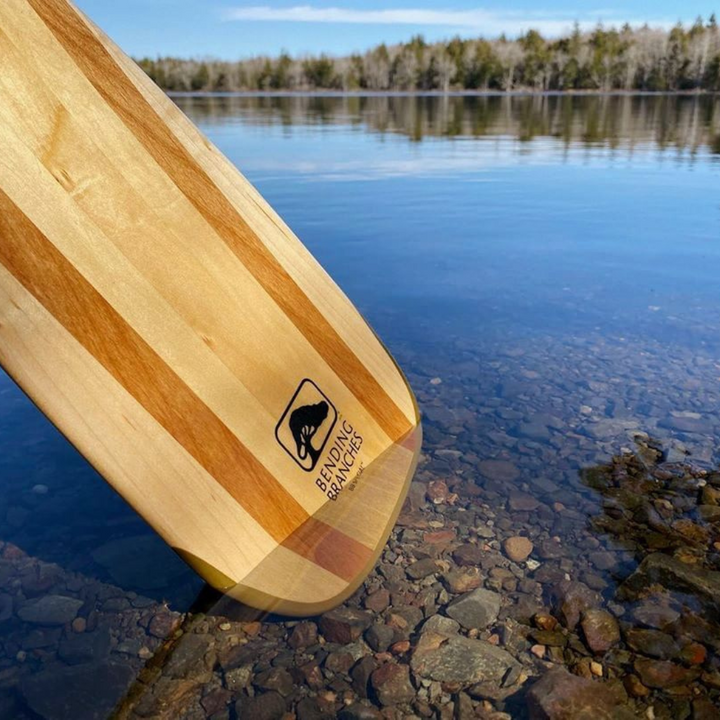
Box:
[2,94,720,717]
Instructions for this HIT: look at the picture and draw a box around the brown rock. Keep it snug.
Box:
[300,661,324,690]
[623,674,650,698]
[326,651,355,674]
[71,617,86,634]
[200,687,232,716]
[255,668,294,697]
[453,545,484,567]
[580,610,620,654]
[406,558,439,580]
[678,641,706,665]
[351,656,377,698]
[443,568,483,594]
[427,480,449,504]
[551,581,601,630]
[533,613,558,630]
[236,691,286,720]
[370,663,414,706]
[634,658,701,688]
[508,491,540,512]
[148,612,180,639]
[504,537,533,563]
[288,621,318,649]
[534,613,558,631]
[424,529,457,545]
[526,666,635,719]
[320,608,372,644]
[625,628,679,659]
[364,589,390,614]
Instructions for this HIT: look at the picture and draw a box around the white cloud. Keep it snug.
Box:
[221,6,667,36]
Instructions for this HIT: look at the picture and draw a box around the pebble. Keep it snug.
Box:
[503,536,533,563]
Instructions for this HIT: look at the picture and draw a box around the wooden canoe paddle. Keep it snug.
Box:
[0,0,421,615]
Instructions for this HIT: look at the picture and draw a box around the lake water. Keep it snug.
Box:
[2,95,720,718]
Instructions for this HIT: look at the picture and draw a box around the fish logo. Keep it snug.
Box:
[276,379,337,471]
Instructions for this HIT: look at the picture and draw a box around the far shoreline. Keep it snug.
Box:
[167,89,719,98]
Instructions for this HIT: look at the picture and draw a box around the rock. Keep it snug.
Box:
[351,656,377,698]
[201,687,232,716]
[623,674,650,698]
[255,668,294,697]
[427,480,449,504]
[424,528,457,545]
[319,608,372,644]
[634,658,701,688]
[288,621,318,649]
[625,629,679,659]
[580,610,620,654]
[370,663,414,706]
[148,612,180,639]
[620,553,720,618]
[504,537,533,563]
[453,544,485,566]
[164,633,214,682]
[508,490,540,512]
[325,651,354,673]
[421,615,461,635]
[406,558,439,580]
[296,697,334,720]
[446,588,501,630]
[364,589,390,613]
[225,665,253,692]
[526,666,635,719]
[338,703,382,720]
[235,691,286,720]
[477,460,520,483]
[58,626,112,665]
[365,624,395,653]
[411,631,520,686]
[678,641,706,665]
[630,602,679,629]
[659,415,707,434]
[693,699,720,720]
[517,421,550,441]
[71,617,86,633]
[551,581,601,630]
[19,661,135,720]
[443,568,483,594]
[18,595,83,626]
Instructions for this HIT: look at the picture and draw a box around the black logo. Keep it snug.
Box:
[276,380,337,471]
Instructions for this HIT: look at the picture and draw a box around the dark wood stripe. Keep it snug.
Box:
[29,0,412,443]
[0,188,307,543]
[282,518,372,583]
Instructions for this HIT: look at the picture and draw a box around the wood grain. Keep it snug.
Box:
[0,0,421,614]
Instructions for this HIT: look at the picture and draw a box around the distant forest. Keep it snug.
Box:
[138,17,720,93]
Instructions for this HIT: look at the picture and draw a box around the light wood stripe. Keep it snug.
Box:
[0,188,308,542]
[0,263,278,583]
[28,0,413,443]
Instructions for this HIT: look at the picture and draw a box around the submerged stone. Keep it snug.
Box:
[411,631,519,686]
[526,666,635,719]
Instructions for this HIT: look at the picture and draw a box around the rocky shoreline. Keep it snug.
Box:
[1,434,718,720]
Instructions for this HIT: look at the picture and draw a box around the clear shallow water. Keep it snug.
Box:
[1,94,720,716]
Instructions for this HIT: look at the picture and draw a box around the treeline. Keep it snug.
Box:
[138,17,720,93]
[175,94,720,155]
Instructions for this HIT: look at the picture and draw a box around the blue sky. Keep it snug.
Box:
[74,1,719,59]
